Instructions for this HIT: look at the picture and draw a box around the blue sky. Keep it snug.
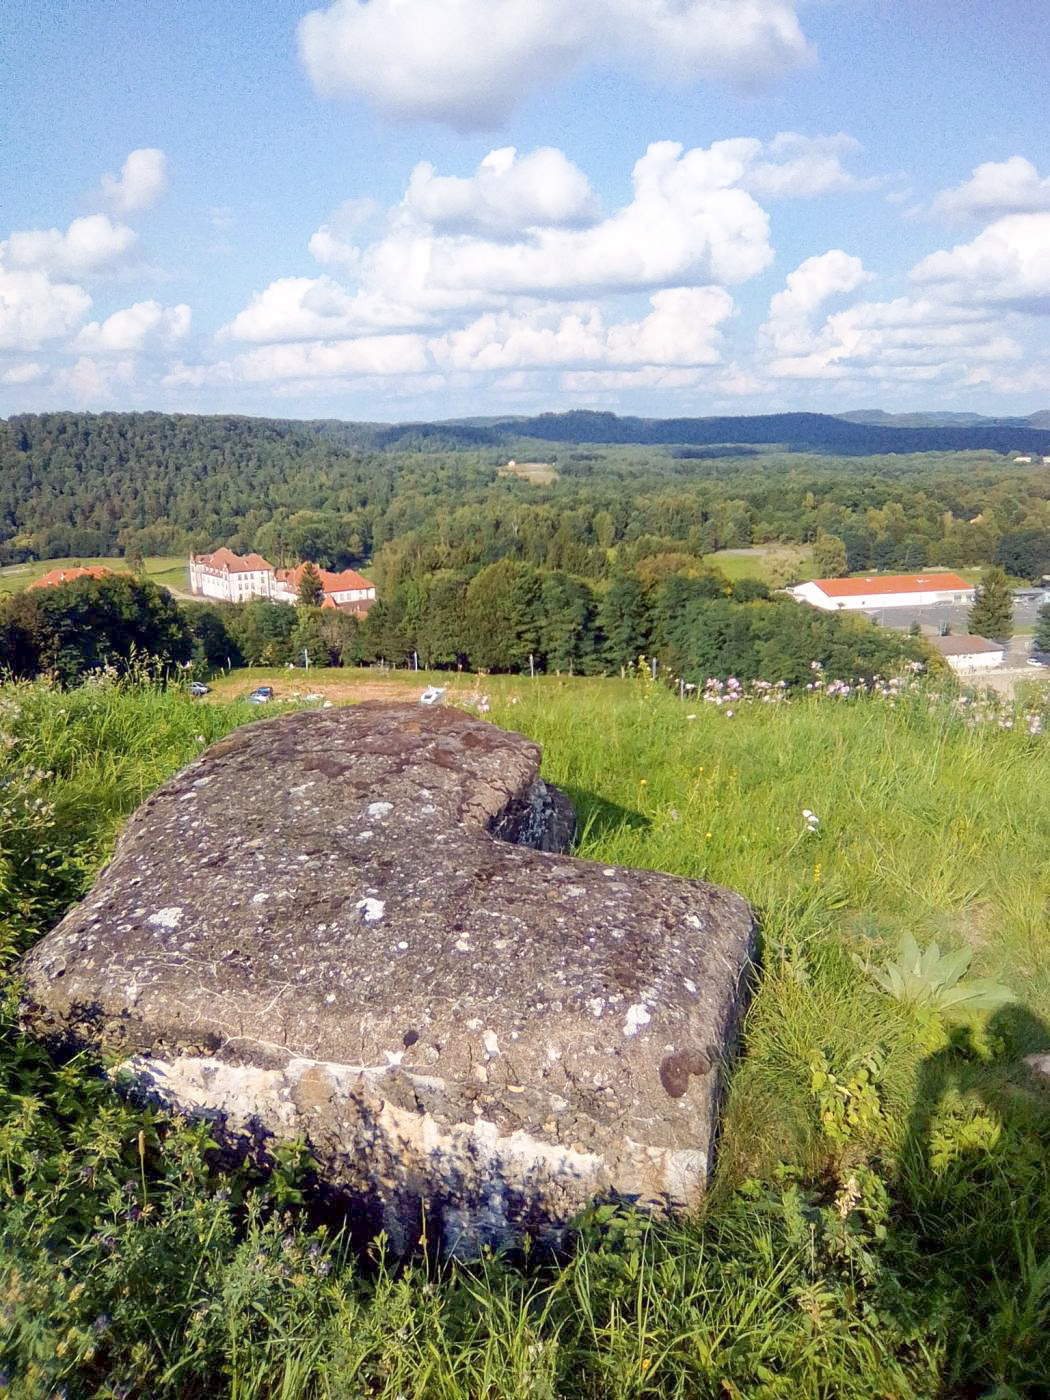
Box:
[2,0,1048,422]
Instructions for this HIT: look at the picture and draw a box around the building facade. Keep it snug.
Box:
[789,572,975,611]
[188,548,375,614]
[928,634,1005,672]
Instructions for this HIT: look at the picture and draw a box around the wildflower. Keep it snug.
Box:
[725,709,735,718]
[802,809,820,832]
[813,863,822,884]
[639,778,647,785]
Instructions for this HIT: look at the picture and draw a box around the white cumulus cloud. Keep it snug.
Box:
[929,157,1050,224]
[297,0,811,130]
[233,334,430,383]
[307,141,772,317]
[404,147,598,234]
[0,362,47,385]
[911,212,1050,313]
[99,148,170,215]
[717,132,876,199]
[759,251,1022,386]
[2,214,139,278]
[761,250,873,356]
[226,276,425,342]
[0,269,92,350]
[432,288,733,371]
[74,300,191,353]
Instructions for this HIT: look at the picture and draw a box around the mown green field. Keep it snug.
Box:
[706,544,816,584]
[0,555,187,597]
[3,669,1050,1397]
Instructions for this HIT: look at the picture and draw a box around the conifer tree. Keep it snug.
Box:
[1034,601,1050,655]
[296,561,325,608]
[968,565,1013,639]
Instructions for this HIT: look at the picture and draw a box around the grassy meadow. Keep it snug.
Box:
[705,544,816,584]
[3,667,1050,1397]
[0,555,187,597]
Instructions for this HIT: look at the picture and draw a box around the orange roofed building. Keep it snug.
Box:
[273,563,376,616]
[188,548,375,614]
[789,572,975,612]
[27,565,114,590]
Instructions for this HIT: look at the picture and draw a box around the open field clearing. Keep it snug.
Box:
[0,555,187,596]
[706,544,816,584]
[496,460,559,485]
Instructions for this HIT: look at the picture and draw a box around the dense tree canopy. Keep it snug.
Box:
[2,413,1050,588]
[0,575,191,685]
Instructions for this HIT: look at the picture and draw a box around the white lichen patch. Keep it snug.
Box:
[367,801,393,818]
[587,997,605,1018]
[482,1029,500,1057]
[252,892,269,904]
[356,897,386,922]
[685,914,702,930]
[683,978,697,994]
[147,907,183,930]
[622,1003,651,1037]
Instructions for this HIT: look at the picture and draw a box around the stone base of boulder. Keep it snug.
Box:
[20,702,756,1256]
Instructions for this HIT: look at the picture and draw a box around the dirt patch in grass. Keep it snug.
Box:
[205,673,485,707]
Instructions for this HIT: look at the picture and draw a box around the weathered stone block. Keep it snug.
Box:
[19,703,755,1255]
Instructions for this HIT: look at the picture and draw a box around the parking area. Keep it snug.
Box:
[864,591,1047,641]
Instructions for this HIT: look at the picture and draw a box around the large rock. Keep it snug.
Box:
[20,703,755,1255]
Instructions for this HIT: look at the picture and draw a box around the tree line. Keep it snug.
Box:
[0,564,927,690]
[3,413,1050,589]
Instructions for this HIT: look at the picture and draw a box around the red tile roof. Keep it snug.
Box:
[194,547,273,573]
[276,563,374,593]
[27,565,113,590]
[815,572,973,598]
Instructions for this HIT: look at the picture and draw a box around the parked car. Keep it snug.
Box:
[1027,658,1046,668]
[248,685,274,703]
[188,681,210,697]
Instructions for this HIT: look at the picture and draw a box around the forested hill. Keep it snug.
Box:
[483,409,1050,455]
[4,409,1050,574]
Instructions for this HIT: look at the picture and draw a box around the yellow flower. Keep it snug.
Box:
[639,778,647,785]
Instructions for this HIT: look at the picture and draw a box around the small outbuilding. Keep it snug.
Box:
[928,633,1005,672]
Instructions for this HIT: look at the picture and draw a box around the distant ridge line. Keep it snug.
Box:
[5,408,1050,455]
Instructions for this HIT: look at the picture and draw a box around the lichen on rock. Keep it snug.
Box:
[19,702,756,1256]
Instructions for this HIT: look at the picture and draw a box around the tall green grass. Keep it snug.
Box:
[2,671,1050,1397]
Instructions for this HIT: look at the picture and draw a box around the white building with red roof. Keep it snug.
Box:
[274,563,376,616]
[189,548,278,603]
[789,572,975,611]
[188,549,375,614]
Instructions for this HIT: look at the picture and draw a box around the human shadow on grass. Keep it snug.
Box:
[558,786,651,849]
[899,1002,1050,1396]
